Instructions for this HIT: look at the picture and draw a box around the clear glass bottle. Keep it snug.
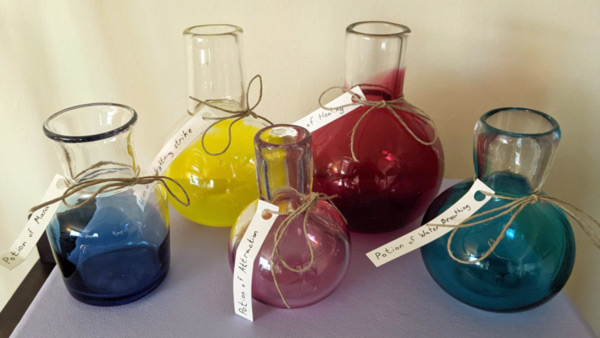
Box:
[165,24,268,227]
[421,107,576,311]
[43,103,170,306]
[229,125,351,308]
[311,21,444,233]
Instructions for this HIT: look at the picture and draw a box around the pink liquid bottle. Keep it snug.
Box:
[229,124,351,308]
[312,21,444,233]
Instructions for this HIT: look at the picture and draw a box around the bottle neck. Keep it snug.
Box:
[52,133,137,183]
[43,103,138,183]
[474,108,561,195]
[255,125,313,204]
[184,24,246,114]
[345,21,410,99]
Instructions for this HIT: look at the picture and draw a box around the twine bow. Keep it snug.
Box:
[29,161,190,215]
[189,74,274,156]
[318,86,439,162]
[267,190,345,309]
[441,190,600,265]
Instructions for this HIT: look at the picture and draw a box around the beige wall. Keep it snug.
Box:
[1,0,598,332]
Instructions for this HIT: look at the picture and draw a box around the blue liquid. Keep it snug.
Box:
[420,174,575,311]
[47,190,169,306]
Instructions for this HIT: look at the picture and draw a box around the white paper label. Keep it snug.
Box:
[366,179,496,267]
[133,106,213,208]
[293,87,365,132]
[0,175,67,270]
[150,106,214,175]
[233,200,278,322]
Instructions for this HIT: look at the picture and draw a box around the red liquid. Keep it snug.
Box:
[312,69,444,233]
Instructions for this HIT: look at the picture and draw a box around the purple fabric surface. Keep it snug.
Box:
[11,179,596,338]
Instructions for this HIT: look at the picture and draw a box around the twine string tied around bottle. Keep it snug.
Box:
[188,74,274,156]
[438,190,600,265]
[318,86,439,162]
[29,161,190,215]
[266,190,346,309]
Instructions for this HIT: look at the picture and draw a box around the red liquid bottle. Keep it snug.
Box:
[312,21,444,233]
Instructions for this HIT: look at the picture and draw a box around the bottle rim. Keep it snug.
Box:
[480,107,560,138]
[183,24,243,37]
[346,21,411,37]
[43,102,138,143]
[255,124,310,148]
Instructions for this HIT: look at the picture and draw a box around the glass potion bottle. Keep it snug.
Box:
[43,103,170,306]
[165,24,268,227]
[229,125,351,308]
[311,21,444,233]
[421,107,576,311]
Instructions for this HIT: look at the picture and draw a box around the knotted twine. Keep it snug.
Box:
[437,190,600,265]
[29,161,190,215]
[188,74,274,156]
[318,86,439,162]
[265,190,345,309]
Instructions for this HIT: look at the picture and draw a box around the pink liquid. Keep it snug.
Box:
[229,196,350,308]
[312,69,444,233]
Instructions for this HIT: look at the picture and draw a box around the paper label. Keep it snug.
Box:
[133,106,213,208]
[366,179,495,267]
[233,200,278,322]
[150,106,214,175]
[0,175,67,270]
[293,87,365,132]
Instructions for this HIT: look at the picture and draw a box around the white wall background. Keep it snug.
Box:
[1,0,598,333]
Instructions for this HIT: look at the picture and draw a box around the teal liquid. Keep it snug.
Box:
[47,190,169,306]
[420,174,575,311]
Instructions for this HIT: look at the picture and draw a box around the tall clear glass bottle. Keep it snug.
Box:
[165,24,268,227]
[44,103,170,306]
[311,21,444,233]
[421,107,576,311]
[229,125,351,308]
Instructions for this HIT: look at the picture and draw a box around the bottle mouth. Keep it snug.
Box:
[346,21,411,37]
[43,103,137,143]
[255,124,310,148]
[183,24,243,36]
[481,107,560,137]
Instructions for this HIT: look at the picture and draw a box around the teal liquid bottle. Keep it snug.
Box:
[421,107,575,311]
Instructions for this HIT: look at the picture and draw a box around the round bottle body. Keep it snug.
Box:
[228,194,351,308]
[47,185,170,306]
[421,177,575,311]
[312,88,444,233]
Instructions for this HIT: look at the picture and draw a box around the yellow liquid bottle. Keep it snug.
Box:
[170,24,270,226]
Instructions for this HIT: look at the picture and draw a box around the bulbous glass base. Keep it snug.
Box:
[312,89,444,233]
[47,188,170,306]
[421,177,575,311]
[229,194,351,309]
[165,118,261,227]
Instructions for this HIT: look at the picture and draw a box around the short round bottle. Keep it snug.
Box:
[229,125,351,308]
[421,107,576,311]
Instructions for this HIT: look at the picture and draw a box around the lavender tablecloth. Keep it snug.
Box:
[11,179,595,337]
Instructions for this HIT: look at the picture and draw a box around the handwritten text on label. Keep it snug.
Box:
[366,180,495,267]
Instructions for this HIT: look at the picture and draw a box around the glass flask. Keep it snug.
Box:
[421,107,576,311]
[164,24,269,227]
[311,21,444,233]
[229,124,351,308]
[43,103,170,306]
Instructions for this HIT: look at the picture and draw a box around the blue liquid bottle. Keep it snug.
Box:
[43,103,170,306]
[421,107,575,311]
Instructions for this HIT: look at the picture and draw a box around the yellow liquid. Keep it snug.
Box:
[165,118,261,227]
